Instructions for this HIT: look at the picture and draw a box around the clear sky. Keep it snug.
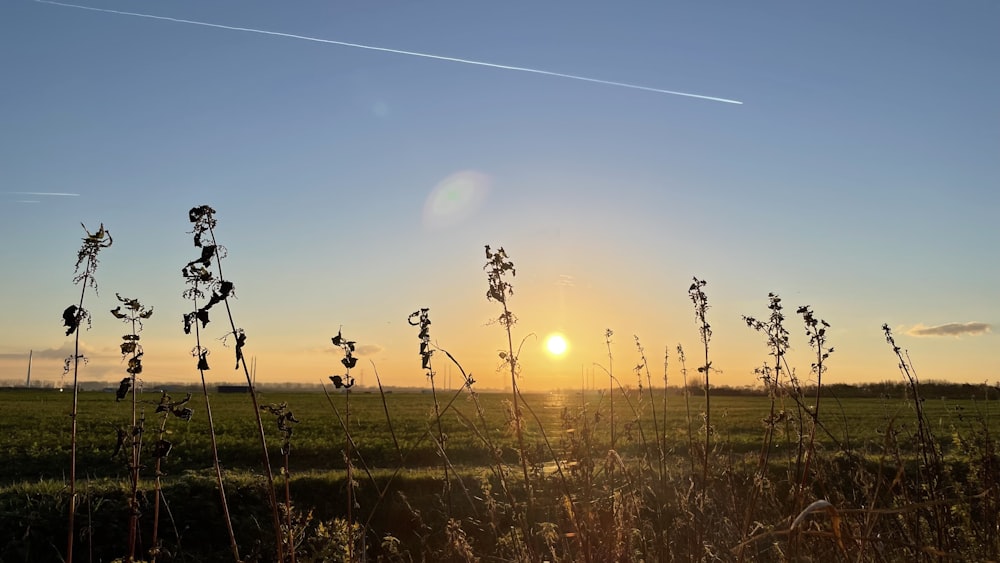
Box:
[1,0,997,391]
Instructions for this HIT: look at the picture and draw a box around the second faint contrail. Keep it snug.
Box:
[8,191,80,196]
[32,0,743,105]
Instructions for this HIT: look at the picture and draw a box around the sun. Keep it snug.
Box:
[545,333,568,356]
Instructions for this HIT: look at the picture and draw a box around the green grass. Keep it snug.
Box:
[1,389,994,480]
[2,387,998,561]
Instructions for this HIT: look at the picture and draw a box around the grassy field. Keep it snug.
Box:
[1,386,998,561]
[1,388,996,481]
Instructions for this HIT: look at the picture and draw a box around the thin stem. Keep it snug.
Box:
[678,346,696,475]
[284,448,295,563]
[150,412,168,563]
[606,331,615,449]
[194,298,240,563]
[66,275,88,563]
[503,299,533,517]
[345,386,354,562]
[661,346,669,480]
[637,337,664,481]
[362,356,488,529]
[206,225,284,562]
[126,316,142,563]
[372,365,402,462]
[428,365,451,507]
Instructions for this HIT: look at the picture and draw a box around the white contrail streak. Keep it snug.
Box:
[32,0,743,105]
[7,191,80,196]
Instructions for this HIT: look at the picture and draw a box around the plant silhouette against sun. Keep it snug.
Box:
[688,277,713,502]
[181,206,240,563]
[740,292,791,560]
[484,245,534,522]
[184,204,286,561]
[409,308,452,501]
[109,293,153,563]
[62,222,111,563]
[329,328,359,561]
[795,305,834,511]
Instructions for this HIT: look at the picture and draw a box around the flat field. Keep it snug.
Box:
[1,387,998,561]
[1,388,995,481]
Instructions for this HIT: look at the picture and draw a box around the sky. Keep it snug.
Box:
[1,0,997,392]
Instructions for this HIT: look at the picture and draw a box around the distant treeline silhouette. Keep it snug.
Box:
[2,379,995,400]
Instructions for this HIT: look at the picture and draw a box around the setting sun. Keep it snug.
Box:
[544,333,568,356]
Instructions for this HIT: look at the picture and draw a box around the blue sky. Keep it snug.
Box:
[1,0,997,390]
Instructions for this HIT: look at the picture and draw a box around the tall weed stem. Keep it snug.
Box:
[110,294,153,562]
[688,277,713,495]
[330,328,358,561]
[182,208,240,562]
[62,222,111,563]
[484,245,534,522]
[188,205,285,561]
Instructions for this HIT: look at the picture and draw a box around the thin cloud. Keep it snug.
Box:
[33,0,743,105]
[0,345,68,360]
[906,322,992,337]
[319,343,385,356]
[0,342,110,360]
[554,274,576,287]
[354,344,384,357]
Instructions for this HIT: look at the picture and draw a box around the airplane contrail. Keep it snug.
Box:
[32,0,743,105]
[7,191,80,196]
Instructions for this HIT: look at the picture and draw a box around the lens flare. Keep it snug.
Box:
[422,170,490,230]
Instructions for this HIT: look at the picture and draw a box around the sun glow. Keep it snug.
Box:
[545,333,568,356]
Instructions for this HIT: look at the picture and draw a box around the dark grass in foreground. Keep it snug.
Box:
[1,388,999,561]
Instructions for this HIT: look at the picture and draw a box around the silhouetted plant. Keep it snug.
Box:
[660,345,669,470]
[882,323,949,554]
[181,207,240,563]
[688,277,713,497]
[796,305,834,509]
[740,292,791,559]
[634,335,665,482]
[261,402,301,562]
[62,222,111,563]
[603,329,616,449]
[185,204,285,562]
[329,328,358,561]
[484,245,533,524]
[676,344,696,474]
[109,294,153,562]
[409,308,451,503]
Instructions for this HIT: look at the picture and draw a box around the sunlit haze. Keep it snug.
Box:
[1,1,997,391]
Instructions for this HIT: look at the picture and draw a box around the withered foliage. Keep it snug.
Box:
[330,329,357,388]
[110,294,153,402]
[260,402,300,454]
[408,308,434,372]
[181,206,247,372]
[154,391,194,423]
[484,245,517,328]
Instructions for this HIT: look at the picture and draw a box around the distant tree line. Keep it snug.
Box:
[2,378,997,400]
[665,380,998,400]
